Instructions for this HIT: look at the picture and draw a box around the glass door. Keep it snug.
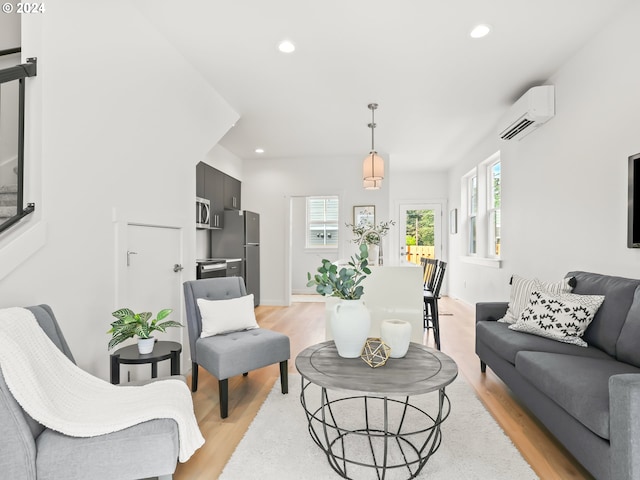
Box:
[398,204,442,265]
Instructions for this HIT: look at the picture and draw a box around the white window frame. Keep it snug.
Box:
[460,151,502,268]
[468,174,478,255]
[487,157,501,259]
[305,196,339,249]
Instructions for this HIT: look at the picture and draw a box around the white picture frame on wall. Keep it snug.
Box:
[353,205,375,226]
[450,208,458,234]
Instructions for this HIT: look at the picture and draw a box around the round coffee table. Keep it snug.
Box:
[295,340,458,479]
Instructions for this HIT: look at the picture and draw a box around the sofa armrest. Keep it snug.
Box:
[475,302,508,323]
[610,373,640,480]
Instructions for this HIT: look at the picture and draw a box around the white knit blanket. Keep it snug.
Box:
[0,307,204,462]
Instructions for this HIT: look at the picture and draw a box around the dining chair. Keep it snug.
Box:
[422,258,439,291]
[424,261,447,349]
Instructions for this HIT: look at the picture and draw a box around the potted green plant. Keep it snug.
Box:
[107,308,183,354]
[306,244,372,358]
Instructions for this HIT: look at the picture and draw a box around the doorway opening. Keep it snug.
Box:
[398,204,442,265]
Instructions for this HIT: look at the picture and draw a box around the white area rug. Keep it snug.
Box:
[220,373,538,479]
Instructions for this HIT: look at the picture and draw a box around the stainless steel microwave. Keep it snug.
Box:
[196,197,210,229]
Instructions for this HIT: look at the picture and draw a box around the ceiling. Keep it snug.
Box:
[138,0,631,171]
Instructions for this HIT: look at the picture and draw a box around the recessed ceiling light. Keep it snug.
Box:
[278,40,296,53]
[470,24,491,39]
[255,148,265,154]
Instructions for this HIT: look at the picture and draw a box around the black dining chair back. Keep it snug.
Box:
[422,258,439,291]
[424,261,447,350]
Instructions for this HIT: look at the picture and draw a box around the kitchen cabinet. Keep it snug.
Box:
[196,162,206,198]
[196,163,242,226]
[223,174,241,210]
[205,167,225,229]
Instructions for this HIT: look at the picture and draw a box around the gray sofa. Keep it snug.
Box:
[476,271,640,480]
[0,305,178,480]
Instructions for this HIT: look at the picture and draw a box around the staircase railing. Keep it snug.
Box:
[0,49,37,236]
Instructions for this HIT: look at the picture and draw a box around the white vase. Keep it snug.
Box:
[331,300,371,358]
[367,244,379,266]
[380,319,412,358]
[137,337,155,355]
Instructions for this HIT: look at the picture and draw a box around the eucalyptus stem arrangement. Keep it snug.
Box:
[346,219,395,245]
[306,244,371,300]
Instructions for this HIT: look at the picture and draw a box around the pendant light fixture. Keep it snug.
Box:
[363,103,384,183]
[363,179,382,190]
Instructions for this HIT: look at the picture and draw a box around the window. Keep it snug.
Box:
[488,160,501,257]
[468,175,478,255]
[306,196,339,248]
[460,152,501,266]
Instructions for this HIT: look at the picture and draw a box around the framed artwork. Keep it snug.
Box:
[450,208,458,234]
[353,205,375,226]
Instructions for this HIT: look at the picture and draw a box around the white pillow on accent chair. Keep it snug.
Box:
[197,294,258,338]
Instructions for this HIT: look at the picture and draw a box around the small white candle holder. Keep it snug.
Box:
[380,319,412,358]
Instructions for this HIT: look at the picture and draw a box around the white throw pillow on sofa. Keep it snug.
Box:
[499,275,575,324]
[509,290,605,347]
[197,294,258,338]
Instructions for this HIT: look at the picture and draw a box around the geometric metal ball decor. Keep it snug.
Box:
[360,338,391,368]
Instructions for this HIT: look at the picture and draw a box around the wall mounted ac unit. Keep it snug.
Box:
[498,85,555,141]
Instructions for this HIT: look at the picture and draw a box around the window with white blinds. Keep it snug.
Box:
[306,196,339,248]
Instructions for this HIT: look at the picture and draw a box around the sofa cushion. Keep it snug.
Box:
[509,290,604,347]
[35,419,178,480]
[476,321,612,365]
[515,351,640,440]
[616,287,640,367]
[568,271,640,356]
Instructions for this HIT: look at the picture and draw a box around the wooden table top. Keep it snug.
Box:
[295,340,458,397]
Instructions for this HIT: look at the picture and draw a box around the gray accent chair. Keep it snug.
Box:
[0,304,178,480]
[183,277,290,418]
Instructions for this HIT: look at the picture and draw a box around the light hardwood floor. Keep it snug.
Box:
[174,297,594,480]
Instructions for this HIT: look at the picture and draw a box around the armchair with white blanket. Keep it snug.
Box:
[0,304,204,480]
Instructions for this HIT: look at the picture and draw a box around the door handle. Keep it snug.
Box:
[173,264,184,273]
[126,251,138,266]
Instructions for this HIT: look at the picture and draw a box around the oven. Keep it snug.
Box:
[196,260,227,279]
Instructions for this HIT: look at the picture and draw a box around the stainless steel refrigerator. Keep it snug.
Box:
[210,210,260,306]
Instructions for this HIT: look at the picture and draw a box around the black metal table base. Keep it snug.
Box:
[300,378,452,480]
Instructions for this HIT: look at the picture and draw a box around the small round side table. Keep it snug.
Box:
[110,341,181,384]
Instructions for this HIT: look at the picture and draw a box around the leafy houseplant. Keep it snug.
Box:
[306,244,371,300]
[346,219,395,246]
[107,308,183,351]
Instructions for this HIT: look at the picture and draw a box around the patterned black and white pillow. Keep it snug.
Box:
[498,275,575,324]
[509,290,605,346]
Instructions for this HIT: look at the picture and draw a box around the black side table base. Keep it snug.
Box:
[300,378,451,480]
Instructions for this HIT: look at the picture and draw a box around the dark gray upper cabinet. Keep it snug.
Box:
[206,167,225,228]
[196,162,206,198]
[196,162,241,227]
[223,174,241,210]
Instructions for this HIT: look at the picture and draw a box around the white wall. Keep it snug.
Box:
[0,1,238,379]
[242,155,390,305]
[446,1,640,306]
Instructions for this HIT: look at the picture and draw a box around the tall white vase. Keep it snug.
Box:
[367,244,379,266]
[331,300,371,358]
[380,319,412,358]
